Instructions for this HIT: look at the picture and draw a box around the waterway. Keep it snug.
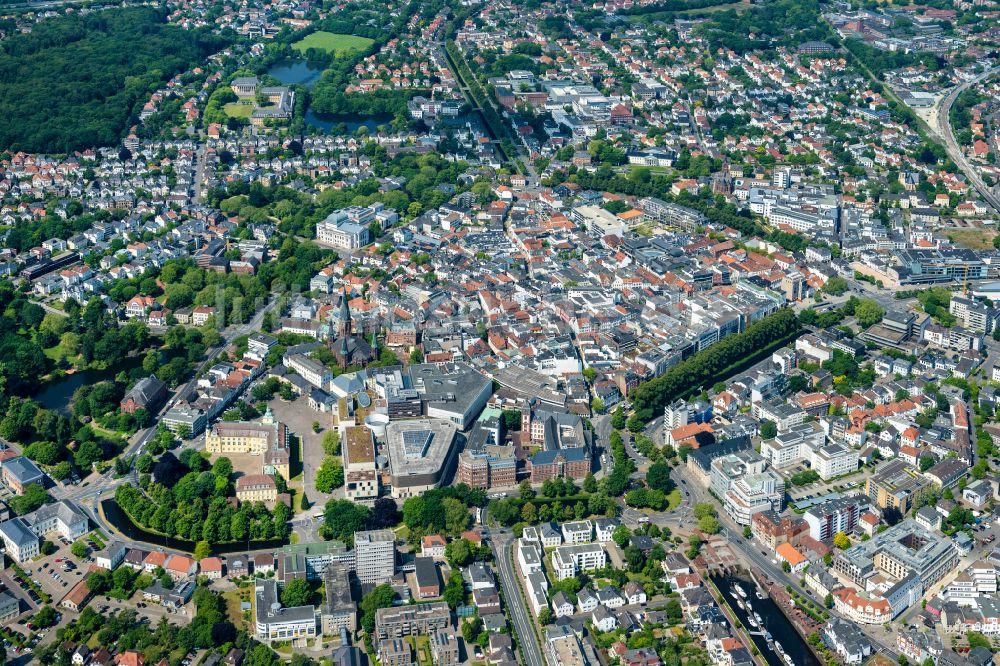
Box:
[35,355,147,415]
[267,59,396,133]
[267,58,490,136]
[711,574,820,666]
[267,59,327,88]
[101,499,287,555]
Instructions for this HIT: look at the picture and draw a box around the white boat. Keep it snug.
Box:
[774,642,785,656]
[783,653,795,666]
[765,632,773,645]
[754,612,763,625]
[736,597,746,610]
[756,588,766,600]
[734,584,748,599]
[747,615,758,629]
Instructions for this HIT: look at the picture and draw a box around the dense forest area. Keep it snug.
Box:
[0,7,228,153]
[843,39,945,77]
[692,0,831,53]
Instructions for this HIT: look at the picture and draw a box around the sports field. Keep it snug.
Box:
[292,31,374,56]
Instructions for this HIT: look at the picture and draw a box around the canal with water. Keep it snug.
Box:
[35,355,147,415]
[711,574,820,666]
[267,58,491,136]
[268,59,396,132]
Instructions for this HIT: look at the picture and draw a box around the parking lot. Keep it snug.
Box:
[94,597,190,626]
[24,537,92,601]
[266,396,341,507]
[0,531,104,626]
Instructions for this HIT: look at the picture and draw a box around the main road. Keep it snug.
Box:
[934,66,1000,213]
[488,527,545,666]
[669,463,901,660]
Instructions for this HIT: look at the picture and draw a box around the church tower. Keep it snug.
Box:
[336,292,352,337]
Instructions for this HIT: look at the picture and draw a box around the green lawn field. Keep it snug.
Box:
[223,102,253,118]
[292,31,375,56]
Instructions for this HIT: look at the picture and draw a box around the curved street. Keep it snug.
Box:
[933,66,1000,213]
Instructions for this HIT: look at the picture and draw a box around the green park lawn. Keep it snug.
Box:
[223,102,253,118]
[292,31,375,56]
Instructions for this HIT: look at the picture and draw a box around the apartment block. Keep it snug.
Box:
[551,543,606,581]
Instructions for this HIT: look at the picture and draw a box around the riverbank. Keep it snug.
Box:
[710,571,823,666]
[704,577,769,666]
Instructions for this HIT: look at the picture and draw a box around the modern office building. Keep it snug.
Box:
[385,419,459,499]
[834,519,958,589]
[865,459,930,514]
[723,470,785,525]
[354,529,396,585]
[254,578,316,644]
[277,541,354,582]
[457,445,517,489]
[709,449,766,496]
[368,363,492,430]
[320,562,357,634]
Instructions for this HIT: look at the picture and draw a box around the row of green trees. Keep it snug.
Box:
[445,40,520,168]
[630,308,802,423]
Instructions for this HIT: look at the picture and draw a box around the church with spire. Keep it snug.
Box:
[329,291,375,369]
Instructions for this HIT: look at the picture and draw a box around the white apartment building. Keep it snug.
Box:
[517,539,543,576]
[594,518,619,543]
[525,571,549,617]
[811,443,859,480]
[522,524,561,549]
[551,543,606,581]
[752,400,807,432]
[759,422,825,468]
[560,521,592,545]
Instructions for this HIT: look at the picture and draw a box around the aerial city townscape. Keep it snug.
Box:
[1,0,1000,666]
